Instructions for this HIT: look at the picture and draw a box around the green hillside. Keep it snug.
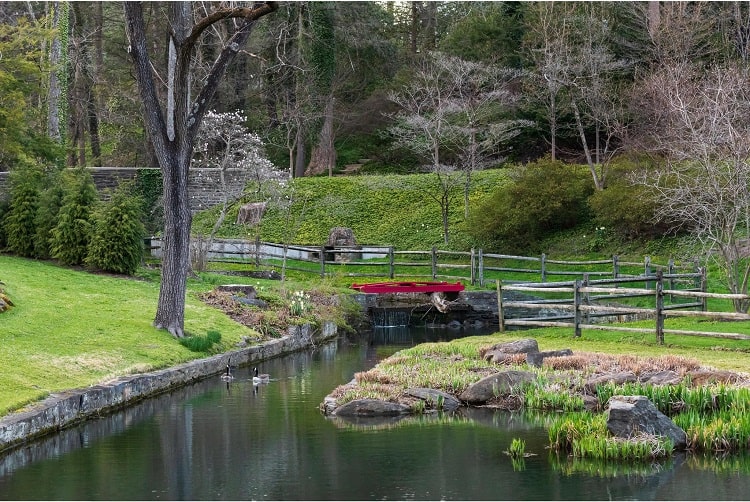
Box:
[192,170,510,250]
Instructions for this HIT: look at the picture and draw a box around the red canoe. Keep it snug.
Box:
[350,281,464,294]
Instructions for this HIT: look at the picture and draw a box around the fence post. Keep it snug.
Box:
[497,280,505,333]
[388,246,395,279]
[573,278,582,338]
[319,246,326,278]
[470,248,476,285]
[478,249,485,287]
[541,253,547,283]
[613,254,619,278]
[668,259,675,302]
[655,269,664,344]
[254,236,261,268]
[645,256,652,289]
[700,267,707,311]
[582,273,590,324]
[431,246,437,279]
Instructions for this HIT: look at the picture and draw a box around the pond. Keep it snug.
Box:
[1,327,749,500]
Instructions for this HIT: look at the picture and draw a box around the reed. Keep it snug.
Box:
[547,412,672,460]
[524,387,585,412]
[674,409,750,452]
[508,438,526,458]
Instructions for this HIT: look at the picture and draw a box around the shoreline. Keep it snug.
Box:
[0,321,338,454]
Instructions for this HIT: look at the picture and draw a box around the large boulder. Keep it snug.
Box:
[459,370,536,404]
[327,227,357,247]
[584,371,638,393]
[482,338,539,364]
[333,398,411,417]
[606,395,687,450]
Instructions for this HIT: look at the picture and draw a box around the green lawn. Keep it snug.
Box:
[3,252,750,420]
[0,254,255,416]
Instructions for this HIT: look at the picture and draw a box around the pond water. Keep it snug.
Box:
[1,327,750,500]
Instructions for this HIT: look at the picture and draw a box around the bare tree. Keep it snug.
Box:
[123,2,276,337]
[440,56,531,218]
[524,3,629,189]
[633,63,750,312]
[387,51,463,244]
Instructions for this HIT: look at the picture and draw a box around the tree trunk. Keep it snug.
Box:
[306,94,336,176]
[123,1,277,337]
[294,127,307,178]
[47,1,63,142]
[570,97,603,190]
[154,152,192,336]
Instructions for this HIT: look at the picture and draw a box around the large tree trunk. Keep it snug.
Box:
[155,150,192,335]
[124,1,277,337]
[306,94,336,176]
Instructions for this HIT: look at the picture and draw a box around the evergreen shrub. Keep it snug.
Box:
[87,182,145,275]
[50,167,98,266]
[33,169,66,259]
[3,161,42,257]
[588,158,672,239]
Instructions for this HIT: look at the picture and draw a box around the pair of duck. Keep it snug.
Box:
[220,365,269,383]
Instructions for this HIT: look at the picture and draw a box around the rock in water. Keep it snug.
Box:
[606,395,687,450]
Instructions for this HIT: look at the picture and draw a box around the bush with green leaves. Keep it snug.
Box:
[3,161,43,257]
[588,157,674,240]
[467,157,594,253]
[87,182,146,275]
[50,167,98,266]
[33,169,66,259]
[0,199,9,249]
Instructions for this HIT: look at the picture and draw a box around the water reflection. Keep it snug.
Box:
[1,330,750,500]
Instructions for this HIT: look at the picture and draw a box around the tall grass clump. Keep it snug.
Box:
[524,386,585,412]
[179,330,222,352]
[674,409,750,452]
[547,412,672,460]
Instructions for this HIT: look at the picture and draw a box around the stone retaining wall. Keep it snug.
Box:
[0,167,249,213]
[0,321,338,454]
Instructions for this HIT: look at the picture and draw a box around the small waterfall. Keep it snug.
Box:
[370,308,411,328]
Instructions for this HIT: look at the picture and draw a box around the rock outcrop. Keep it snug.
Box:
[606,395,687,450]
[459,370,536,404]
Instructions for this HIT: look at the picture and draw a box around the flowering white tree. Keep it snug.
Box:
[191,109,284,271]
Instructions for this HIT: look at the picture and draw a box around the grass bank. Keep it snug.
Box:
[0,254,260,416]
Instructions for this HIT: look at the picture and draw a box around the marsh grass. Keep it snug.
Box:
[547,412,672,460]
[674,410,750,452]
[524,386,585,412]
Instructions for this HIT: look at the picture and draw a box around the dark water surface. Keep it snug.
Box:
[1,327,750,500]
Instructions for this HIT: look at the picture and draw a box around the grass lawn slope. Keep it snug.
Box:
[0,254,255,416]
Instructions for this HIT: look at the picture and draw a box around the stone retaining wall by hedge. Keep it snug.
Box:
[0,321,338,454]
[0,167,249,212]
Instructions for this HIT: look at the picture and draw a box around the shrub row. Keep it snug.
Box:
[0,164,145,275]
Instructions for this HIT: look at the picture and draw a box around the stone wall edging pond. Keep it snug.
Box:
[0,321,338,454]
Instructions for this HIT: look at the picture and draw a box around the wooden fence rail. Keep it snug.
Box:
[149,237,700,287]
[498,270,750,343]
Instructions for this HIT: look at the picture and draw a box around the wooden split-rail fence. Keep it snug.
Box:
[146,237,750,343]
[497,270,750,344]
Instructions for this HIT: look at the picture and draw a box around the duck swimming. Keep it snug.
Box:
[253,367,270,383]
